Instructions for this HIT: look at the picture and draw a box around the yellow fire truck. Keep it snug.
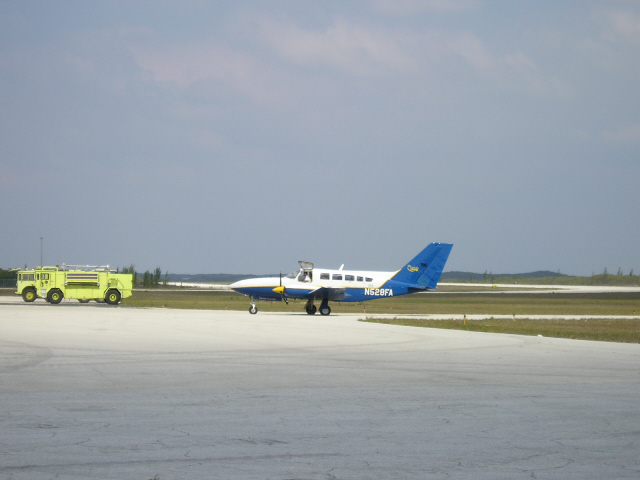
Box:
[16,265,133,305]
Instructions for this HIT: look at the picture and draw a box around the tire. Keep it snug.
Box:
[305,304,317,315]
[78,299,90,303]
[320,305,331,316]
[47,289,64,305]
[249,305,258,314]
[22,288,37,303]
[105,289,121,305]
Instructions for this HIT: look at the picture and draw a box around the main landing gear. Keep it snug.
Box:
[319,298,331,316]
[305,299,331,315]
[305,300,317,315]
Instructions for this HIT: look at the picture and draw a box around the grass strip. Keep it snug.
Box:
[362,317,640,343]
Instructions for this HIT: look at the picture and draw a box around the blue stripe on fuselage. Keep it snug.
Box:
[232,286,314,300]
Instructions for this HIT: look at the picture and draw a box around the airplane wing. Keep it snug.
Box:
[309,287,350,301]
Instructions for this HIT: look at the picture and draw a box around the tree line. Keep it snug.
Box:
[120,265,170,287]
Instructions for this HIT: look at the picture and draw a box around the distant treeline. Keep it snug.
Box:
[169,273,270,283]
[441,270,566,281]
[442,270,640,286]
[0,268,17,280]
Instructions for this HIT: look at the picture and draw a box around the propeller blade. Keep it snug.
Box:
[274,271,287,302]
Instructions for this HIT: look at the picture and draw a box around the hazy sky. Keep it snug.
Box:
[1,1,639,276]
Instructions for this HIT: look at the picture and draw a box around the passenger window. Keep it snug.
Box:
[357,276,363,282]
[332,274,342,281]
[365,277,373,282]
[345,275,354,281]
[320,273,330,280]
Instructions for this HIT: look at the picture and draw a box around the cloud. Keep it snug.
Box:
[603,9,640,46]
[254,16,569,98]
[256,17,416,77]
[444,30,494,72]
[131,41,279,102]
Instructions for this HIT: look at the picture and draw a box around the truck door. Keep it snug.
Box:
[38,272,51,297]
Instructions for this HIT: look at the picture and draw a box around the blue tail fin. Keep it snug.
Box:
[394,243,453,289]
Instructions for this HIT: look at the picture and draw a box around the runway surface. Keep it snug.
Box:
[1,300,639,479]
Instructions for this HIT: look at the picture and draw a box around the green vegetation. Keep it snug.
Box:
[0,268,17,288]
[121,264,137,286]
[444,272,640,286]
[368,292,640,316]
[0,268,17,279]
[362,317,640,344]
[120,265,170,287]
[122,290,245,310]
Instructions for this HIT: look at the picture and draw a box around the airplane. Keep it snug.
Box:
[230,242,453,315]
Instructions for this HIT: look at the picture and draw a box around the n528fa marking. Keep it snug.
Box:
[364,288,393,296]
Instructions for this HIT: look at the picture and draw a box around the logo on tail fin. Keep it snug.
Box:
[407,265,419,272]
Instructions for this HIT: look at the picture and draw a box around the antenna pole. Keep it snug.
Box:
[40,237,43,267]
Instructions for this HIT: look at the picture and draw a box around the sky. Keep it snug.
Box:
[1,0,639,276]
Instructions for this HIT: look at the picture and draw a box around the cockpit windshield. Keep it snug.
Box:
[285,271,299,279]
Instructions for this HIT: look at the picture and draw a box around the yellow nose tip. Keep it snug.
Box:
[272,286,285,294]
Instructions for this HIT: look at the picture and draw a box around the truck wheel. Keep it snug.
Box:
[78,299,90,303]
[22,288,37,303]
[47,289,64,304]
[105,289,121,305]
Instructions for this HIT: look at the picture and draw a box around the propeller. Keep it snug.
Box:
[272,271,288,303]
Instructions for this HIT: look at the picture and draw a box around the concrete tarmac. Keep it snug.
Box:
[1,300,639,479]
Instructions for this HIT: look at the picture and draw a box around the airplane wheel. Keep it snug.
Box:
[320,305,331,316]
[249,305,258,314]
[305,304,317,315]
[47,289,64,304]
[22,288,37,302]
